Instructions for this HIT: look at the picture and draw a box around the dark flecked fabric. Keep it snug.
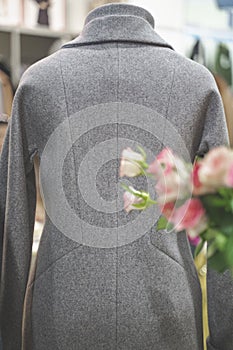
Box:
[0,3,230,350]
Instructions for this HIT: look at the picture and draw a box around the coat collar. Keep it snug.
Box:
[62,3,173,50]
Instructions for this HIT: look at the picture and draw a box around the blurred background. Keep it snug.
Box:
[1,0,233,145]
[1,0,233,89]
[1,1,233,349]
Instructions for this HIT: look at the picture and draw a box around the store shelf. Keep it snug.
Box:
[0,24,77,38]
[185,25,233,42]
[0,25,79,87]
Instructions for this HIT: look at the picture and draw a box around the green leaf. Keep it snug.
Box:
[201,194,226,209]
[224,235,233,266]
[207,197,228,207]
[208,250,229,273]
[132,202,146,210]
[136,145,147,160]
[121,183,132,192]
[215,233,228,251]
[206,223,233,273]
[230,199,233,212]
[141,191,149,200]
[146,198,157,206]
[137,160,149,171]
[201,195,233,235]
[194,240,205,258]
[201,228,219,241]
[194,155,202,162]
[132,196,156,210]
[218,187,233,199]
[157,216,168,230]
[207,241,218,258]
[166,222,174,231]
[121,184,143,198]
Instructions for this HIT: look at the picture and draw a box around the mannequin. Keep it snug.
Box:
[0,4,232,350]
[34,0,50,26]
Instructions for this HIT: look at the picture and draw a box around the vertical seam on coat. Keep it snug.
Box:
[165,66,176,117]
[116,42,119,350]
[162,67,176,146]
[58,59,84,247]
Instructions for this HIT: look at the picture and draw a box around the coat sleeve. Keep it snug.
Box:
[196,86,229,156]
[207,270,233,350]
[196,83,233,349]
[0,82,37,349]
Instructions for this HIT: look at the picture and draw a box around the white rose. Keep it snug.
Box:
[120,147,144,177]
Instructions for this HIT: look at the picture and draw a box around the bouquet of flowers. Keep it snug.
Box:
[120,146,233,273]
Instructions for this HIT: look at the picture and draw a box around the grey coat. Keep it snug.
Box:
[0,3,232,350]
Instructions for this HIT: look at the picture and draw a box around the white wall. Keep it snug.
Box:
[185,0,229,30]
[129,0,185,29]
[66,0,88,33]
[65,0,233,54]
[129,0,186,53]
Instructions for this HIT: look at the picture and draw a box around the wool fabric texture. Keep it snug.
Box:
[0,3,232,350]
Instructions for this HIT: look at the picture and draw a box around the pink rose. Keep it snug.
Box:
[155,165,191,204]
[226,163,233,187]
[192,161,216,195]
[186,215,208,238]
[160,202,175,220]
[170,198,207,234]
[149,148,191,204]
[123,190,144,213]
[192,162,201,188]
[198,146,233,188]
[120,147,144,177]
[148,148,175,177]
[155,172,181,203]
[160,199,208,237]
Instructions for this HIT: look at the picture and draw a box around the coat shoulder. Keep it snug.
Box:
[172,51,217,90]
[19,51,62,90]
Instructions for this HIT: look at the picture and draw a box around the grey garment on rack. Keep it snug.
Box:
[0,3,231,350]
[0,81,3,116]
[215,42,232,87]
[190,39,206,66]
